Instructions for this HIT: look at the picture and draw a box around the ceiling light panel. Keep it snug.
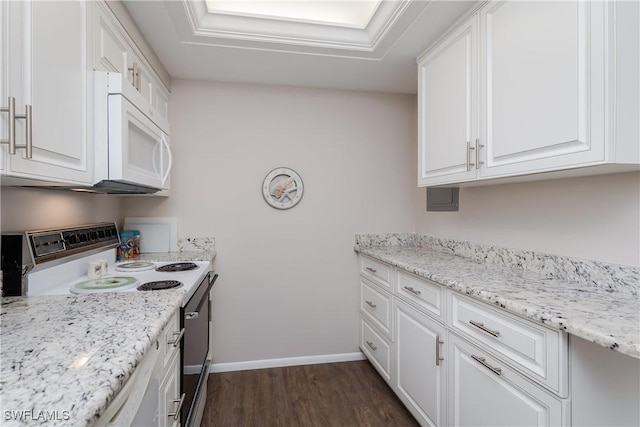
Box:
[206,0,381,29]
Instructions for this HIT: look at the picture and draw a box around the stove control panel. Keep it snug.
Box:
[27,223,120,264]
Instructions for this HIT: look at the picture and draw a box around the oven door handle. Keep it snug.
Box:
[186,273,217,321]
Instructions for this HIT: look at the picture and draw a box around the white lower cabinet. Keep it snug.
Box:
[448,334,567,427]
[358,256,570,427]
[160,350,181,427]
[395,300,447,427]
[160,310,182,426]
[360,317,393,385]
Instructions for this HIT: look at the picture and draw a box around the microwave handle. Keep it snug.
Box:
[161,133,172,187]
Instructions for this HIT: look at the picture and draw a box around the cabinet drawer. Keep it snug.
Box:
[449,292,567,396]
[162,310,181,368]
[449,334,568,427]
[361,318,393,384]
[360,278,392,338]
[397,270,446,321]
[360,256,393,290]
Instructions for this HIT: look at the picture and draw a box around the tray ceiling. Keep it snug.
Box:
[123,0,476,93]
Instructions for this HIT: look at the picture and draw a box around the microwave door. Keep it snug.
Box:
[152,132,171,191]
[108,94,164,189]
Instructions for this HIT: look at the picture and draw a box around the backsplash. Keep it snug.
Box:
[177,237,215,252]
[355,233,639,293]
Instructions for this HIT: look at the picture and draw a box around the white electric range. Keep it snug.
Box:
[15,222,215,427]
[23,223,210,303]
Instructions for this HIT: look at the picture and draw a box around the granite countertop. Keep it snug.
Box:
[133,250,217,263]
[0,249,216,426]
[355,244,640,359]
[0,291,184,426]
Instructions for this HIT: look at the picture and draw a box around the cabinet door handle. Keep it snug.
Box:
[365,300,376,309]
[168,393,186,420]
[365,266,377,273]
[435,335,445,366]
[471,354,502,376]
[469,320,500,337]
[128,62,141,91]
[365,341,377,351]
[1,97,33,159]
[475,138,484,169]
[467,141,475,170]
[168,328,185,347]
[403,286,421,296]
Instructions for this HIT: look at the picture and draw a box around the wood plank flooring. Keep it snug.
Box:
[202,360,420,427]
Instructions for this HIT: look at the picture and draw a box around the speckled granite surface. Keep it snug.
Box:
[133,250,216,263]
[0,290,184,426]
[355,233,639,294]
[177,237,215,252]
[355,243,640,359]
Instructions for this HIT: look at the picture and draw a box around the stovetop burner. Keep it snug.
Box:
[156,262,198,272]
[137,280,184,291]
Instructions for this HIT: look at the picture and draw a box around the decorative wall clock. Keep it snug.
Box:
[262,167,304,210]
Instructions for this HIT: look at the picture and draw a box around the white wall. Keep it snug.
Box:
[124,80,417,363]
[1,187,124,232]
[415,172,640,266]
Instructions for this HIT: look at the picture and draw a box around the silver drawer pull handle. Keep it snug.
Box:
[403,286,421,296]
[471,354,502,376]
[365,300,377,308]
[365,266,377,273]
[168,393,186,420]
[365,341,377,351]
[168,328,185,347]
[185,311,199,320]
[435,335,444,366]
[469,320,500,337]
[1,97,33,158]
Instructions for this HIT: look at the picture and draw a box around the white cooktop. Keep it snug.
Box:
[27,248,210,303]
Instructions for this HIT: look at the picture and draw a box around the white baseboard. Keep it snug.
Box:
[210,351,366,373]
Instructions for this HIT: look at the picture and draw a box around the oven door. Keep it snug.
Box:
[181,272,217,427]
[107,94,172,190]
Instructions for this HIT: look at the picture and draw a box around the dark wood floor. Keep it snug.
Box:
[202,360,420,427]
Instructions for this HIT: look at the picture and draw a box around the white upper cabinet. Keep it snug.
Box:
[93,3,171,124]
[1,0,94,184]
[418,16,478,186]
[417,0,640,187]
[480,0,605,177]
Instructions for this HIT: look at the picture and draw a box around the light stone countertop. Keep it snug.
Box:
[0,250,216,426]
[133,250,216,263]
[0,290,184,426]
[355,245,640,359]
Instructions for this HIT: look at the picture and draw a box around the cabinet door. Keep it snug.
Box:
[395,300,447,427]
[160,352,181,427]
[449,334,565,427]
[94,5,129,75]
[129,52,154,109]
[418,16,478,186]
[480,0,607,177]
[5,0,93,184]
[154,84,170,123]
[0,0,8,173]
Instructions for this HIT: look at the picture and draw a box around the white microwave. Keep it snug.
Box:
[93,71,172,194]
